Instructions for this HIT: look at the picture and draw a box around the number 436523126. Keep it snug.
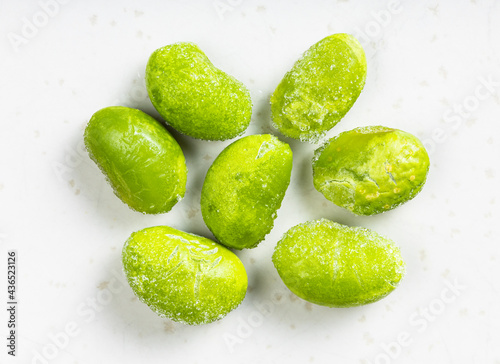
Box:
[7,252,16,301]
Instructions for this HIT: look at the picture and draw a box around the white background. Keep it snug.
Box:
[1,1,499,363]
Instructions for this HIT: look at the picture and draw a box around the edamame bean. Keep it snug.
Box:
[273,219,405,307]
[201,134,293,249]
[146,42,252,141]
[122,226,248,325]
[313,126,430,215]
[84,106,187,214]
[271,33,366,142]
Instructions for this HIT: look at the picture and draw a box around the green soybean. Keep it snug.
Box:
[271,33,366,142]
[313,126,430,215]
[84,106,187,214]
[273,219,406,307]
[201,134,293,249]
[146,42,252,141]
[122,226,248,325]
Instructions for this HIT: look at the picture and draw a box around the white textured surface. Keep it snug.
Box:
[1,1,499,363]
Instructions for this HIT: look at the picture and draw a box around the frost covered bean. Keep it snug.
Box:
[272,219,406,307]
[122,226,248,325]
[146,42,252,141]
[271,33,366,142]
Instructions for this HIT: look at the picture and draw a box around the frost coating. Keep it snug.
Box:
[122,226,248,325]
[272,219,406,307]
[201,134,293,250]
[312,126,430,215]
[84,106,187,214]
[146,42,252,141]
[271,33,366,142]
